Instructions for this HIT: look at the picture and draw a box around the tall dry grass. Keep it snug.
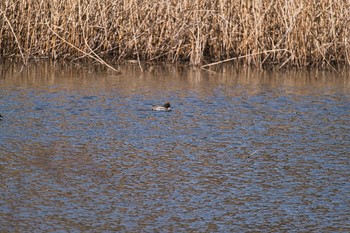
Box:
[0,0,349,68]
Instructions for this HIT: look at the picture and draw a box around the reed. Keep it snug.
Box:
[1,0,349,68]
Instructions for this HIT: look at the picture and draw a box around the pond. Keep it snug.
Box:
[1,63,349,232]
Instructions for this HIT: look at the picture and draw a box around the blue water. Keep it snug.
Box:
[1,64,349,232]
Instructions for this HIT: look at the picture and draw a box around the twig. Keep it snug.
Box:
[314,42,342,77]
[0,10,27,65]
[201,49,292,68]
[247,150,259,158]
[45,22,120,73]
[130,4,143,72]
[133,33,143,72]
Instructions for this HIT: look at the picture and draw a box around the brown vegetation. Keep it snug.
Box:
[0,0,349,68]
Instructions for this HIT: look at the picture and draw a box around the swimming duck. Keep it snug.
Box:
[151,102,171,112]
[0,114,3,120]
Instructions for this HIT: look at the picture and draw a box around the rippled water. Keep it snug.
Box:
[1,63,349,232]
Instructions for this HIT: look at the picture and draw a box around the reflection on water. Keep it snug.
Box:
[1,63,349,232]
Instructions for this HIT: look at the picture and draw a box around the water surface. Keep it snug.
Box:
[1,63,349,232]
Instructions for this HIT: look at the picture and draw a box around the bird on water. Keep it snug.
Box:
[151,102,171,112]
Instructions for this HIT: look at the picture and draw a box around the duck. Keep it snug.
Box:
[151,102,171,112]
[0,114,3,120]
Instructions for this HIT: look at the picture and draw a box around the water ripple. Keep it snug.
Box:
[1,66,349,232]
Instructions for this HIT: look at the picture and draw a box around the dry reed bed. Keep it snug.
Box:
[0,0,349,67]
